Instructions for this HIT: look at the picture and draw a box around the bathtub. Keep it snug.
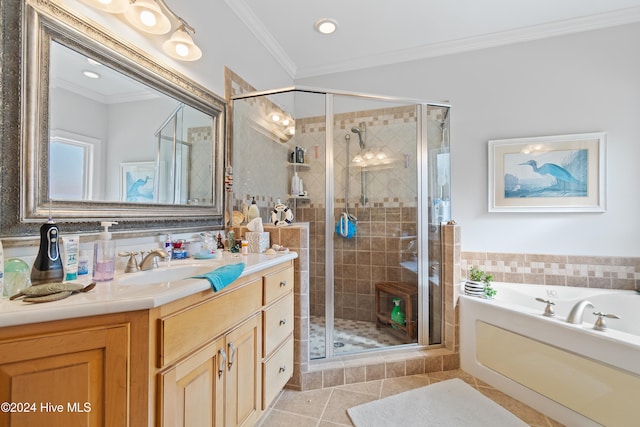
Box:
[459,282,640,427]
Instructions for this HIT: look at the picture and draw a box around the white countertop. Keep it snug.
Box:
[0,252,297,328]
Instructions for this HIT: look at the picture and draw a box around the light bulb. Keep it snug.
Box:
[271,113,280,122]
[376,151,386,160]
[175,43,189,57]
[364,151,374,160]
[139,10,156,27]
[282,118,290,126]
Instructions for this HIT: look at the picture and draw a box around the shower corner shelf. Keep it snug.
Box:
[286,162,310,169]
[287,195,310,201]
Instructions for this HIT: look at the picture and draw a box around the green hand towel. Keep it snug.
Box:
[192,262,245,292]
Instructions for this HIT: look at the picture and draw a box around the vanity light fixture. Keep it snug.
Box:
[124,0,172,34]
[79,0,129,13]
[314,18,338,35]
[79,0,202,61]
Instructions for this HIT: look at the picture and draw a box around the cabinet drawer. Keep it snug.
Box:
[160,279,262,367]
[263,292,294,356]
[262,336,293,409]
[263,266,294,305]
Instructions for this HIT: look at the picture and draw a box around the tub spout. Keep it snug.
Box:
[566,300,595,324]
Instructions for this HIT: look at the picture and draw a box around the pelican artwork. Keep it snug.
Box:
[503,149,588,198]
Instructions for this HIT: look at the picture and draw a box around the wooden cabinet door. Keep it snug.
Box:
[0,325,129,427]
[225,315,262,427]
[160,337,225,427]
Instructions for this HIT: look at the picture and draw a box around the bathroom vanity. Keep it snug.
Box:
[0,253,295,426]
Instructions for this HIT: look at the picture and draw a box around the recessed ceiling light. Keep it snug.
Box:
[82,70,101,79]
[314,18,337,35]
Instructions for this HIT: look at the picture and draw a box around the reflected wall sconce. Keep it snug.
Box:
[79,0,202,61]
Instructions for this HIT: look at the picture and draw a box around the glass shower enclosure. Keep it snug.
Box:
[231,87,450,360]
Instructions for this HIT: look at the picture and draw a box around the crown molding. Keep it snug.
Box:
[223,0,297,78]
[224,2,640,79]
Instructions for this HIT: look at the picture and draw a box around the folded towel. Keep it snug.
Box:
[192,262,245,292]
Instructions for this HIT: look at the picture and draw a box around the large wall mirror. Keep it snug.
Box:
[0,0,225,236]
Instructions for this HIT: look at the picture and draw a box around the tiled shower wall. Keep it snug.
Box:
[293,107,447,321]
[462,252,640,290]
[296,206,419,321]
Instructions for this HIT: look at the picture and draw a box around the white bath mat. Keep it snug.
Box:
[347,378,528,427]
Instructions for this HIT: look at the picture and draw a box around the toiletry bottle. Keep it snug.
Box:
[164,234,173,261]
[31,219,64,285]
[247,196,260,222]
[291,172,301,196]
[93,221,117,282]
[216,233,225,249]
[298,176,304,196]
[227,230,235,251]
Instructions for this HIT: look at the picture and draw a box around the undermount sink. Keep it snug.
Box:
[116,263,214,286]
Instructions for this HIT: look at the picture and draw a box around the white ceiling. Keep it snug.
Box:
[223,0,640,78]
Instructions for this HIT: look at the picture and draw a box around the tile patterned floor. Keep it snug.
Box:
[257,369,564,427]
[310,316,412,359]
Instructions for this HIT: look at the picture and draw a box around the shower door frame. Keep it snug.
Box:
[320,89,449,358]
[229,86,450,361]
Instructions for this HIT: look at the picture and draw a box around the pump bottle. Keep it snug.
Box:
[93,221,117,282]
[247,196,260,222]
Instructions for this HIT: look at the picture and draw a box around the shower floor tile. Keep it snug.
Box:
[309,315,410,359]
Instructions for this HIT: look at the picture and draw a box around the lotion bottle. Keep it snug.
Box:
[247,196,260,222]
[93,221,117,282]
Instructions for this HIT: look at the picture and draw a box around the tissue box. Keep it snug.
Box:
[246,232,270,253]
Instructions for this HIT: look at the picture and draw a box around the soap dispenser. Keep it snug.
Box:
[30,219,64,285]
[247,196,260,222]
[93,221,118,282]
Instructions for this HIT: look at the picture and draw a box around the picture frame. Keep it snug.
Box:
[120,161,158,202]
[488,133,606,212]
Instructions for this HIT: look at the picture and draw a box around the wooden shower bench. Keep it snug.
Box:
[374,281,418,341]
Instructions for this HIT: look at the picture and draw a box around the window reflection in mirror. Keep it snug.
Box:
[48,41,214,206]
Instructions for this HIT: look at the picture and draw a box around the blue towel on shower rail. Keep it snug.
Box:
[192,262,245,292]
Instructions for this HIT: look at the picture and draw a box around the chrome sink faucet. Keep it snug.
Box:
[566,300,595,324]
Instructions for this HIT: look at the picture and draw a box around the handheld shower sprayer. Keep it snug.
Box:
[351,122,366,148]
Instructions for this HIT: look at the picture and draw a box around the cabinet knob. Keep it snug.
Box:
[280,281,287,287]
[279,366,286,373]
[279,319,287,326]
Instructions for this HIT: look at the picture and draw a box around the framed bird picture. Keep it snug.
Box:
[120,161,158,203]
[488,133,606,212]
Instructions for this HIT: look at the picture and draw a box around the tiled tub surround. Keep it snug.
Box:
[462,252,640,290]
